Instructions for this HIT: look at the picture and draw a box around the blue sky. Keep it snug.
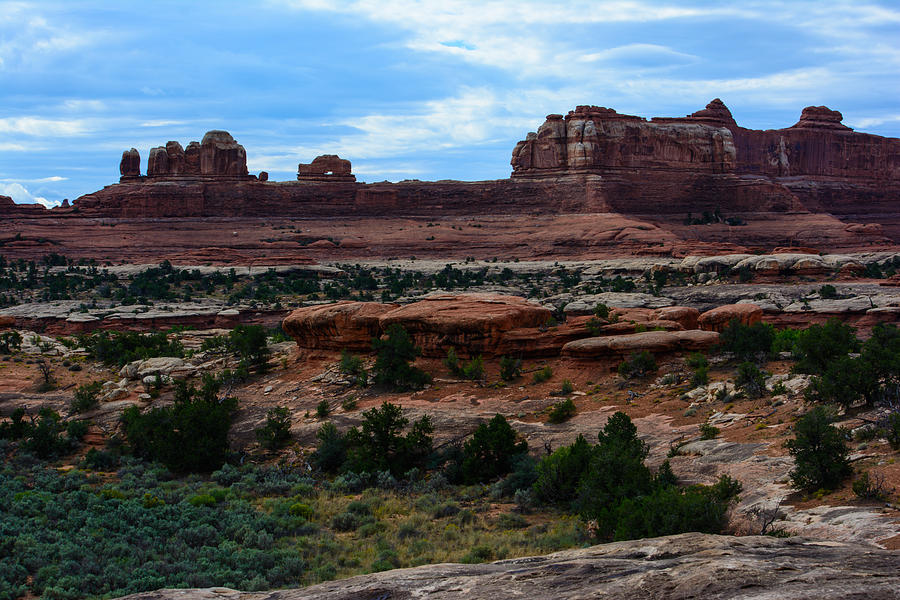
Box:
[1,0,899,207]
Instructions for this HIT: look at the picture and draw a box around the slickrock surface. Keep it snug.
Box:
[117,533,900,600]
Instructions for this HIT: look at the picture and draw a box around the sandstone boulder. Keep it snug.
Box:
[379,294,552,357]
[698,303,762,332]
[120,357,196,380]
[562,331,680,358]
[0,316,14,330]
[282,301,396,352]
[652,306,699,329]
[562,329,718,358]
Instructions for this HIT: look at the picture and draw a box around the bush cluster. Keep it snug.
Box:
[79,330,185,367]
[531,411,741,541]
[312,402,433,477]
[371,324,430,391]
[617,351,657,379]
[122,375,238,472]
[443,348,485,381]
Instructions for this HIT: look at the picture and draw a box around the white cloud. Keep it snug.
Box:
[0,3,98,69]
[140,120,187,128]
[275,0,749,75]
[0,176,67,183]
[849,115,900,129]
[0,117,89,137]
[0,182,58,208]
[580,43,698,65]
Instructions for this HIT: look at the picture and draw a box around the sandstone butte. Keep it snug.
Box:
[1,99,899,262]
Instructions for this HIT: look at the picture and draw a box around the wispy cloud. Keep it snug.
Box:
[0,176,67,183]
[0,117,89,137]
[0,182,58,208]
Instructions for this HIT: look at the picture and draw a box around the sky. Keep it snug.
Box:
[1,0,899,207]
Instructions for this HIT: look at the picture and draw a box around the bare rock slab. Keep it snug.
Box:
[117,533,900,600]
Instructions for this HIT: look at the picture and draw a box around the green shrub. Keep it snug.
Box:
[497,512,528,529]
[311,422,346,473]
[121,375,237,472]
[187,493,217,507]
[499,355,522,381]
[289,502,314,519]
[560,379,574,395]
[686,352,708,370]
[819,284,837,299]
[72,381,103,413]
[617,351,657,379]
[444,348,485,380]
[255,407,292,450]
[609,475,741,541]
[461,355,485,380]
[228,325,271,373]
[532,434,593,505]
[459,414,528,484]
[887,412,900,450]
[852,471,889,501]
[19,408,78,458]
[699,422,719,440]
[735,362,767,398]
[547,398,577,424]
[460,545,493,564]
[691,366,709,387]
[338,349,367,386]
[805,355,879,408]
[371,324,431,391]
[717,320,774,362]
[785,407,851,492]
[79,330,185,367]
[792,319,859,374]
[0,330,22,354]
[344,401,433,476]
[531,411,740,542]
[315,400,330,419]
[532,365,553,384]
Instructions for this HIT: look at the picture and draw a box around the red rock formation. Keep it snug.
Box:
[698,303,763,332]
[561,330,719,358]
[511,105,735,175]
[119,148,141,179]
[282,301,395,351]
[378,294,551,357]
[141,131,249,180]
[298,155,356,182]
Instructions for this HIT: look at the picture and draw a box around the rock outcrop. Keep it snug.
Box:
[283,294,553,357]
[119,148,141,178]
[511,105,736,174]
[562,329,719,358]
[116,533,900,600]
[297,155,355,182]
[698,303,763,332]
[121,131,250,182]
[281,301,395,351]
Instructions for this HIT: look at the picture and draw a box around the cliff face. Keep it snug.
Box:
[512,99,900,182]
[511,105,735,174]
